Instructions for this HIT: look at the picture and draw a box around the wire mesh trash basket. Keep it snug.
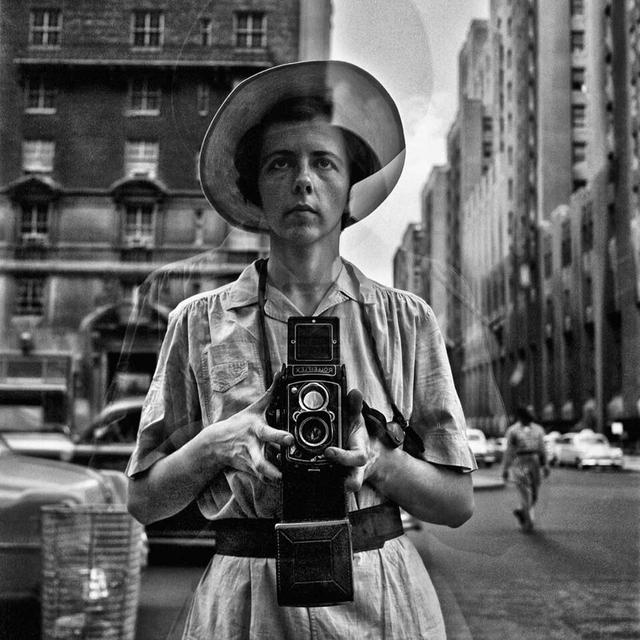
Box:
[41,504,144,640]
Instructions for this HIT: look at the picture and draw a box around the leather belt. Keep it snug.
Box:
[213,502,403,558]
[516,450,540,456]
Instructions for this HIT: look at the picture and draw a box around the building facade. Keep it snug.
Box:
[0,1,331,427]
[398,0,640,441]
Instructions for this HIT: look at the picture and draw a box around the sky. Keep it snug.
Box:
[331,0,489,285]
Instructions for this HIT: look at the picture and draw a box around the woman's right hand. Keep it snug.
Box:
[202,381,294,483]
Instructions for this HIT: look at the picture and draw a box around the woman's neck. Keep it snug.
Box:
[267,242,342,315]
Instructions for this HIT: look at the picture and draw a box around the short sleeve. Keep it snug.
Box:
[125,306,203,478]
[410,304,477,472]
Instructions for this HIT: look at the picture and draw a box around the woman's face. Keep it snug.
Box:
[257,117,350,247]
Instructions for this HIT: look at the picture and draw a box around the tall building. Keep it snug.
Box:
[399,0,640,441]
[392,223,424,296]
[0,1,332,426]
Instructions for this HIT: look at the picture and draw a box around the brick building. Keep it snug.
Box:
[0,1,332,426]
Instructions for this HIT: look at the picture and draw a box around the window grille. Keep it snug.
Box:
[22,140,55,173]
[234,12,266,49]
[132,11,163,48]
[15,278,45,316]
[125,141,158,178]
[29,9,61,47]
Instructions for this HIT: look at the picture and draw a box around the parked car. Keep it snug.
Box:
[466,428,496,467]
[2,398,215,556]
[0,435,134,639]
[555,430,624,469]
[487,436,507,463]
[544,430,561,465]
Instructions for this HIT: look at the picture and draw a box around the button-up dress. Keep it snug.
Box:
[127,259,476,639]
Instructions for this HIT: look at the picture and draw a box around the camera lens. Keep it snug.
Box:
[299,383,328,411]
[297,415,331,450]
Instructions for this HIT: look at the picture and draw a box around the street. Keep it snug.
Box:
[134,468,640,639]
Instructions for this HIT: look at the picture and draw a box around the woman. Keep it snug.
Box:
[127,60,476,639]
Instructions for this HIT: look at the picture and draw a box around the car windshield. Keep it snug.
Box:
[578,435,608,445]
[468,433,481,441]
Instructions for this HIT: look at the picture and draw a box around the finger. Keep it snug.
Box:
[324,446,367,467]
[345,388,364,422]
[252,455,283,482]
[344,466,364,493]
[254,423,294,446]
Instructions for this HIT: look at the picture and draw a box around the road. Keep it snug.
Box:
[135,467,640,639]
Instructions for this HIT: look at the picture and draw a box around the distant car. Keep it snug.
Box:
[487,437,507,463]
[543,431,561,465]
[467,428,495,467]
[555,430,624,469]
[0,435,134,637]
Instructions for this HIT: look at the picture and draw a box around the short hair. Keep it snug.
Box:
[515,406,533,425]
[234,96,382,229]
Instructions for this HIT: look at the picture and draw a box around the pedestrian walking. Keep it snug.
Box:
[126,60,477,638]
[502,406,550,532]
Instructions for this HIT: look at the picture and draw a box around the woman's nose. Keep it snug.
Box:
[293,162,313,195]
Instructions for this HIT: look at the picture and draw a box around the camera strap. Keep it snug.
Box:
[257,259,274,390]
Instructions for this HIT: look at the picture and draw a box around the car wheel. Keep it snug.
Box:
[576,458,583,469]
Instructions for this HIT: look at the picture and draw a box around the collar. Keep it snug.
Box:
[222,258,378,313]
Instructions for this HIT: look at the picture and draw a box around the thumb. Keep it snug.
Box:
[346,388,364,422]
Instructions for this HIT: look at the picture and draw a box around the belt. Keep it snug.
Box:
[516,450,540,456]
[213,502,403,558]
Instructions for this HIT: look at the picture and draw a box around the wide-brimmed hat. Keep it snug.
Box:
[199,60,405,233]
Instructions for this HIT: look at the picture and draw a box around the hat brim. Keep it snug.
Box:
[199,60,405,233]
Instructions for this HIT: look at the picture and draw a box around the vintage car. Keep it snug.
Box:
[1,398,214,557]
[543,430,562,465]
[555,429,624,469]
[466,428,496,467]
[0,435,134,639]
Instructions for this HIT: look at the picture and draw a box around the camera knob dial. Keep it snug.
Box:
[299,383,328,411]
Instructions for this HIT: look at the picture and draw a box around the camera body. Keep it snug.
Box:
[267,317,353,607]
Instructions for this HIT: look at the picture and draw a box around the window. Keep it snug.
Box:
[582,202,594,251]
[571,104,586,128]
[482,116,492,132]
[129,78,161,114]
[482,141,492,159]
[571,67,586,92]
[22,140,55,173]
[571,0,584,14]
[201,18,212,46]
[15,278,45,316]
[132,11,163,48]
[571,30,585,53]
[543,236,552,278]
[234,12,266,49]
[197,83,210,115]
[29,9,62,47]
[124,205,154,245]
[20,203,50,242]
[125,141,158,178]
[561,220,572,267]
[572,140,587,163]
[25,76,56,113]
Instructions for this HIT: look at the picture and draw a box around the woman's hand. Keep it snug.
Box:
[202,376,293,483]
[324,389,385,492]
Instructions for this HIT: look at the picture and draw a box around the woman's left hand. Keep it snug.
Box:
[324,388,385,492]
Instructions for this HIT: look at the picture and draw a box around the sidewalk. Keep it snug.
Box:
[624,454,640,472]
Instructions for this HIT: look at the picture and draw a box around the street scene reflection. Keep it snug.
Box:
[1,1,639,639]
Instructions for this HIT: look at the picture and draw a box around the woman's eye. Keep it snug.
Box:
[316,157,334,169]
[270,157,289,170]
